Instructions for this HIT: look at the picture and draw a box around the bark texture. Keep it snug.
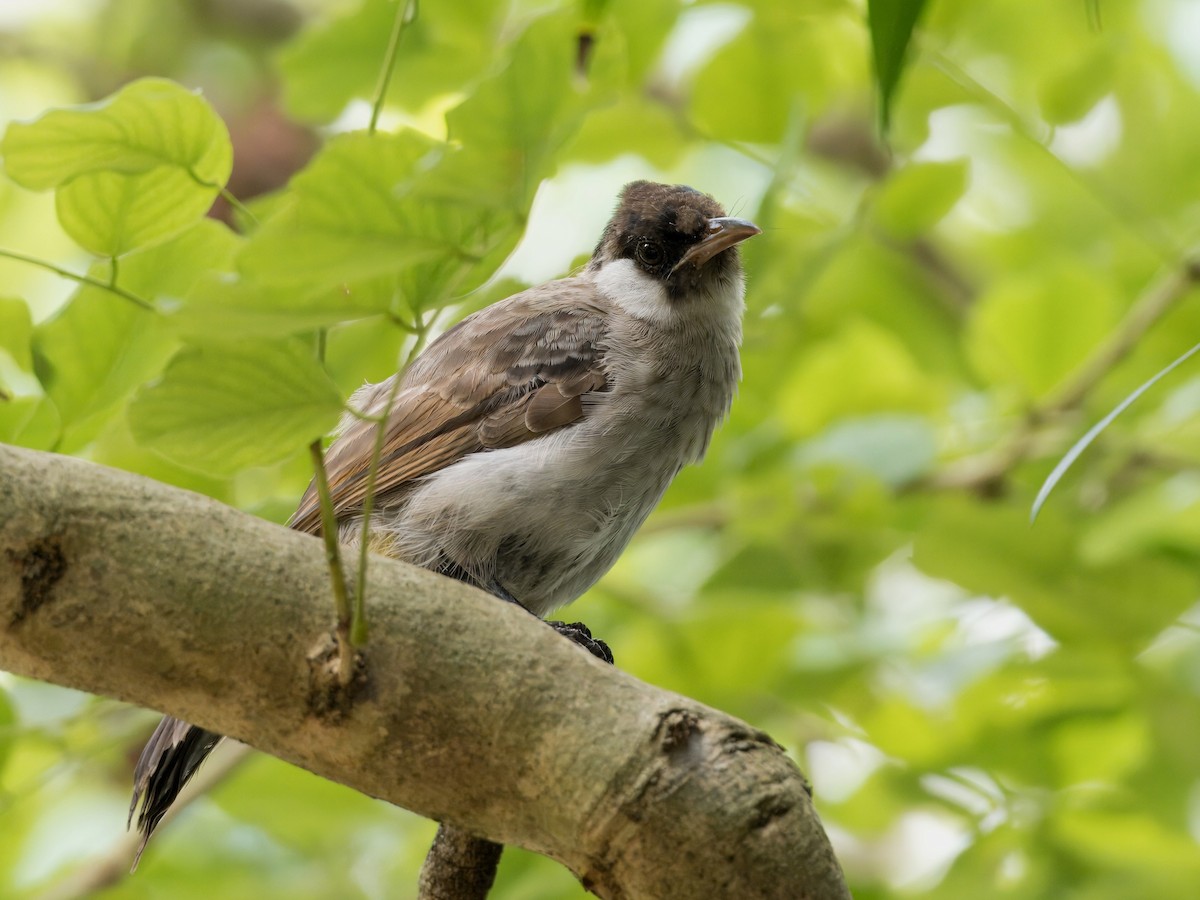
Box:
[418,825,503,899]
[0,444,850,899]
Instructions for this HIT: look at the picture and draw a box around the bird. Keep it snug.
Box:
[127,179,760,867]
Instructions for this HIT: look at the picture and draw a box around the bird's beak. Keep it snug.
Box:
[673,216,762,273]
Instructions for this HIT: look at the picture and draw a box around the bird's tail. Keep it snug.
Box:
[127,716,222,871]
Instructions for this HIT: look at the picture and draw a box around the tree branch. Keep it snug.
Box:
[0,445,849,900]
[926,254,1200,493]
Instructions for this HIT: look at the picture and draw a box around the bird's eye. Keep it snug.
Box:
[635,240,663,267]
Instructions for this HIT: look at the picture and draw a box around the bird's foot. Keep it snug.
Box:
[476,574,614,664]
[547,620,614,665]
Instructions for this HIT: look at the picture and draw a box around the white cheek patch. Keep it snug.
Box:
[592,258,675,324]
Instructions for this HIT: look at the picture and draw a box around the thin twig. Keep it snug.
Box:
[1041,258,1200,416]
[218,186,258,227]
[924,49,1180,264]
[351,312,434,644]
[927,255,1200,491]
[368,0,419,135]
[0,247,155,312]
[343,0,425,642]
[309,439,354,684]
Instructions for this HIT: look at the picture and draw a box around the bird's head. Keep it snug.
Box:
[589,181,760,307]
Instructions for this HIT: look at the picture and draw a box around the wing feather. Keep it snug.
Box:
[289,279,611,535]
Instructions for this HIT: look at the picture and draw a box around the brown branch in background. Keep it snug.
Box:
[1041,258,1200,416]
[927,255,1200,492]
[805,113,977,317]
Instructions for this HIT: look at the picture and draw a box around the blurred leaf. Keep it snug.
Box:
[323,314,409,396]
[0,77,231,191]
[1038,47,1115,125]
[1031,341,1200,522]
[0,297,61,449]
[599,0,682,88]
[0,297,34,369]
[564,96,687,168]
[914,498,1197,643]
[967,263,1120,400]
[213,755,397,849]
[692,7,864,144]
[1052,805,1200,876]
[872,159,969,239]
[1079,471,1200,563]
[277,0,504,123]
[781,320,943,436]
[798,414,936,486]
[87,414,236,503]
[438,11,593,210]
[0,685,14,778]
[1050,711,1148,783]
[0,391,61,449]
[127,338,343,475]
[867,0,928,129]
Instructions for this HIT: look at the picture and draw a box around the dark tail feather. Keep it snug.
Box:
[128,716,222,871]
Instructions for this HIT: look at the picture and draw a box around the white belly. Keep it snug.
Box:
[374,413,689,617]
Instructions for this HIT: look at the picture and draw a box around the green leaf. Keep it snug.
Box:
[323,314,409,396]
[236,130,449,286]
[438,11,592,211]
[914,498,1197,644]
[1050,711,1149,783]
[1031,341,1200,522]
[0,396,62,449]
[872,159,969,239]
[0,77,231,191]
[1052,807,1200,876]
[0,296,61,449]
[213,755,397,850]
[277,0,504,123]
[966,263,1120,400]
[1038,48,1115,125]
[1079,471,1200,564]
[127,339,344,475]
[691,8,859,146]
[780,320,943,437]
[54,165,218,257]
[561,96,687,169]
[169,271,397,337]
[798,414,936,486]
[867,0,929,129]
[2,77,232,258]
[248,13,589,298]
[0,296,34,369]
[33,221,238,449]
[0,687,14,778]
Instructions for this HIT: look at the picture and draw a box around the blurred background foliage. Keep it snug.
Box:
[1,0,1199,897]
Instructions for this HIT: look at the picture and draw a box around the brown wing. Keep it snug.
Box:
[288,278,611,535]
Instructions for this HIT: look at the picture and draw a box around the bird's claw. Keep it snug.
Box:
[547,620,614,664]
